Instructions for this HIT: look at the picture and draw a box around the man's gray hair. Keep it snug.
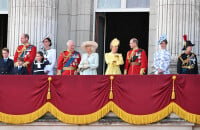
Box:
[66,40,74,46]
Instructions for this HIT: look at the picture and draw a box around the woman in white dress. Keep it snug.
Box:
[42,37,56,75]
[78,41,99,75]
[154,34,171,74]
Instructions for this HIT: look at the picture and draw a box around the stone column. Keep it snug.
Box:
[148,0,200,74]
[56,0,94,55]
[7,0,58,57]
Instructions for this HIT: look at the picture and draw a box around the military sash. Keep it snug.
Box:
[19,45,34,58]
[63,51,79,67]
[131,49,143,62]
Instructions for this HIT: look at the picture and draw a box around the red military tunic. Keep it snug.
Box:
[124,48,148,75]
[57,50,81,75]
[14,44,37,74]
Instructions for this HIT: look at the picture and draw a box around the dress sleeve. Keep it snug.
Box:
[44,49,56,72]
[116,54,124,65]
[105,53,113,64]
[78,54,84,69]
[89,53,99,69]
[153,52,159,70]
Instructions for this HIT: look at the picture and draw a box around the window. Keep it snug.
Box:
[97,0,121,8]
[126,0,150,8]
[0,0,8,13]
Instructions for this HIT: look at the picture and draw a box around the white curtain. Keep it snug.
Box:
[98,0,121,8]
[126,0,150,8]
[0,0,8,11]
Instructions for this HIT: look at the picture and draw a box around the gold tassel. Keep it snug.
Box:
[109,91,113,99]
[171,75,176,100]
[47,77,52,100]
[109,76,114,99]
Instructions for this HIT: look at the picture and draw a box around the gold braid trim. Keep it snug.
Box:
[62,51,72,64]
[128,49,135,63]
[17,44,30,58]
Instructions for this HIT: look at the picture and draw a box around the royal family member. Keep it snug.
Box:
[177,35,198,74]
[42,37,56,75]
[105,38,124,75]
[57,40,81,75]
[154,34,171,74]
[14,34,36,74]
[0,48,14,75]
[124,38,148,75]
[79,41,99,75]
[13,57,28,75]
[31,51,49,75]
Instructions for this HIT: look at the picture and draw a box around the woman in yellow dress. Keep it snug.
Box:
[105,38,124,75]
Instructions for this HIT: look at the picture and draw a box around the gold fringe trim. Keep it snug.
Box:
[0,102,200,124]
[171,75,176,100]
[48,102,111,124]
[0,103,50,124]
[110,101,173,124]
[109,76,114,99]
[172,102,200,124]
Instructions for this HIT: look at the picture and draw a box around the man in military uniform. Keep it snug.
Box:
[177,35,198,74]
[124,38,148,75]
[0,48,14,75]
[14,34,37,74]
[57,40,81,75]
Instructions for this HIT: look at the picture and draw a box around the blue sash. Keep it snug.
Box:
[20,45,34,58]
[64,51,79,67]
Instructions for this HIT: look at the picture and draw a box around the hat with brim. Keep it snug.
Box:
[81,41,98,52]
[182,40,195,50]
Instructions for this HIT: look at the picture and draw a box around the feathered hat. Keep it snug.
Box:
[182,35,195,50]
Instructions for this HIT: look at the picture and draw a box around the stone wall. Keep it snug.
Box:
[56,0,94,56]
[148,0,200,74]
[7,0,58,57]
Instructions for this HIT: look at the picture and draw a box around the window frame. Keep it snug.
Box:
[94,0,150,12]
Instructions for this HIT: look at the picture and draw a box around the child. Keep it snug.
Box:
[0,48,14,75]
[13,57,28,75]
[31,51,49,75]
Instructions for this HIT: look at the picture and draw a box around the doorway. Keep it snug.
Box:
[0,14,8,58]
[95,12,149,74]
